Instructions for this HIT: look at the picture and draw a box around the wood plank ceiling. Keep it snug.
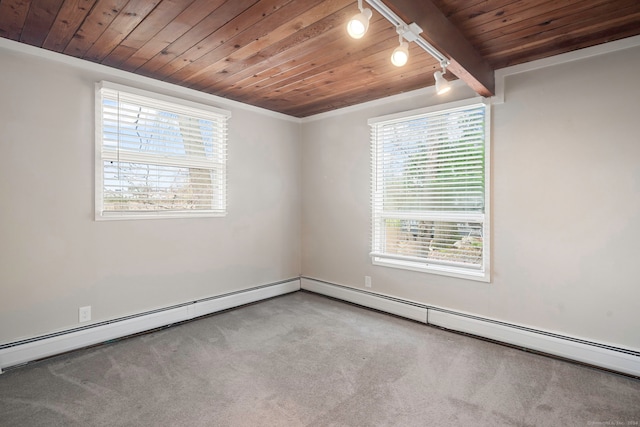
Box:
[1,0,639,117]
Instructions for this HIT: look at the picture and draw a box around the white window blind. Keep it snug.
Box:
[95,82,230,220]
[370,100,490,281]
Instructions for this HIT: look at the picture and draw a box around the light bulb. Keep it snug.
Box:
[434,71,451,94]
[391,42,409,67]
[347,8,372,39]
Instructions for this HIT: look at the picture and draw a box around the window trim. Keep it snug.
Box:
[94,81,231,221]
[368,97,491,282]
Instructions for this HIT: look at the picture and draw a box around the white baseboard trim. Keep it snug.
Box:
[428,310,640,377]
[301,277,640,377]
[301,278,427,323]
[0,279,300,373]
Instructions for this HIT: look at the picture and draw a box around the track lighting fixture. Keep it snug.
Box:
[391,31,409,67]
[348,0,455,94]
[347,0,372,39]
[434,63,451,95]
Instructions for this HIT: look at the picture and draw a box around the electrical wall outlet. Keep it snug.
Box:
[365,276,372,288]
[79,306,91,323]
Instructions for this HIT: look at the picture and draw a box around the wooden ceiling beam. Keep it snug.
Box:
[382,0,495,96]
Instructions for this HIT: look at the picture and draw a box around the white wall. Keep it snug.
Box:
[301,44,640,350]
[2,36,639,354]
[0,44,301,343]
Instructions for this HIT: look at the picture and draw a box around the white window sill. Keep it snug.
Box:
[372,257,490,283]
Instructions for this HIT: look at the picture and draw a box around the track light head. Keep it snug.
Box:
[391,41,409,67]
[434,70,451,95]
[347,7,372,39]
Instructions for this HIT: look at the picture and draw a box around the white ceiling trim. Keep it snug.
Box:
[0,37,300,123]
[2,33,639,122]
[302,34,640,120]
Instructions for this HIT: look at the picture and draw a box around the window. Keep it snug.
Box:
[369,98,490,281]
[95,82,230,220]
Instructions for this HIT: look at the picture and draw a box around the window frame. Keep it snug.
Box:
[95,81,230,221]
[369,97,491,282]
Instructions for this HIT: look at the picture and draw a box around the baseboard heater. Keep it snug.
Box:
[301,277,640,378]
[0,279,301,373]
